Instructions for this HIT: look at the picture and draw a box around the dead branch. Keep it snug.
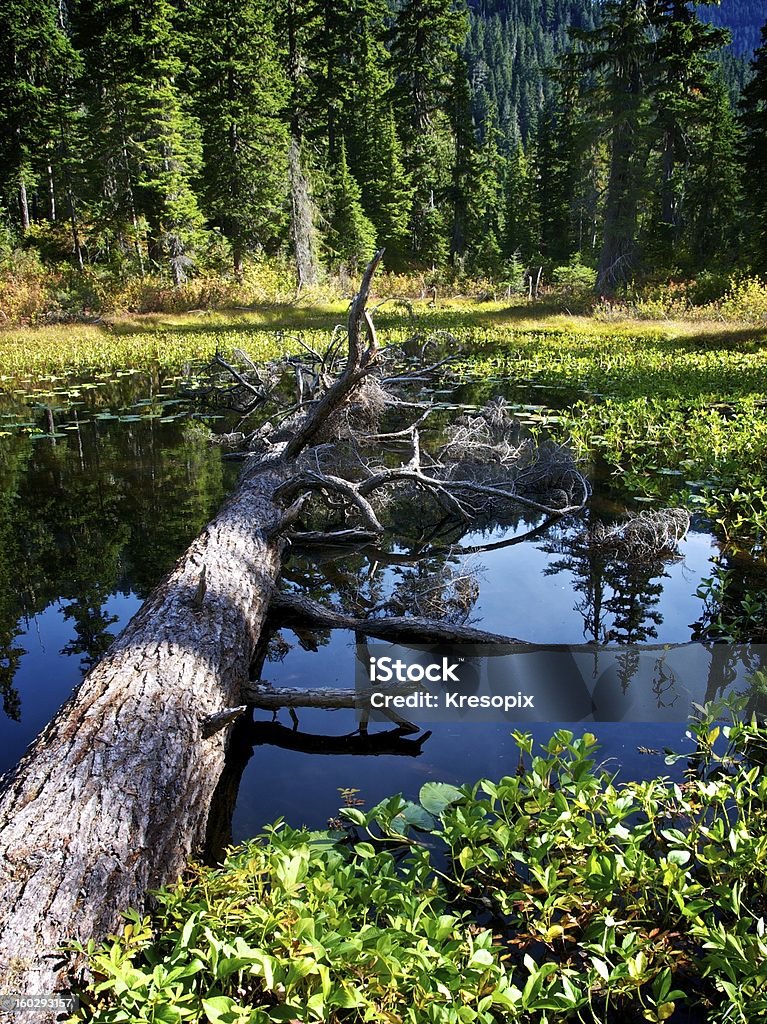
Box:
[274,472,385,535]
[268,591,531,645]
[282,251,384,459]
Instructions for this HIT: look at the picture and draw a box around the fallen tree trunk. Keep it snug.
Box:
[268,592,531,645]
[0,456,291,1007]
[0,250,592,1017]
[0,256,388,1013]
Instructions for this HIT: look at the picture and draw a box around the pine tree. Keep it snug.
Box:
[465,114,506,276]
[77,0,206,284]
[570,0,652,293]
[570,0,737,290]
[535,74,590,266]
[0,0,84,255]
[356,109,412,270]
[389,0,469,140]
[449,53,476,264]
[388,0,469,267]
[186,0,289,276]
[503,140,539,265]
[326,140,377,271]
[646,1,729,265]
[684,77,742,268]
[740,21,767,268]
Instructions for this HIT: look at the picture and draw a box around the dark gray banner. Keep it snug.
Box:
[354,643,767,723]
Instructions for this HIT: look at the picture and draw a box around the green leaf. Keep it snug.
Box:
[667,849,691,867]
[419,782,464,816]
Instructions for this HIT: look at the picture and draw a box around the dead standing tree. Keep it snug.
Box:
[0,252,588,1014]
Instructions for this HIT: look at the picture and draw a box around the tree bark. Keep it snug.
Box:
[0,456,291,1013]
[288,136,321,291]
[0,256,387,1017]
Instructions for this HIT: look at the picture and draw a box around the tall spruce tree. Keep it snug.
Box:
[186,0,289,276]
[570,0,652,293]
[0,0,83,250]
[503,139,540,265]
[356,108,412,270]
[740,21,767,268]
[389,0,469,266]
[326,140,377,271]
[465,112,506,275]
[569,0,733,291]
[684,77,742,268]
[78,0,206,284]
[645,1,729,266]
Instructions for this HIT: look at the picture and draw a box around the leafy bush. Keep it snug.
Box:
[719,277,767,324]
[74,712,767,1023]
[551,257,596,297]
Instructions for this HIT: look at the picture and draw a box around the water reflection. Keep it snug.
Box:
[0,375,236,755]
[0,369,762,847]
[223,505,728,842]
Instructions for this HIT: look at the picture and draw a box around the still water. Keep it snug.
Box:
[0,366,755,848]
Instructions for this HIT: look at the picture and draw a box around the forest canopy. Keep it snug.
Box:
[1,0,767,298]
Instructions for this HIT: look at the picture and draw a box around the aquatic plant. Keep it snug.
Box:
[74,708,767,1023]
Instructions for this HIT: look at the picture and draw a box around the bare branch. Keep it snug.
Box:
[269,591,531,645]
[275,471,385,534]
[282,250,385,459]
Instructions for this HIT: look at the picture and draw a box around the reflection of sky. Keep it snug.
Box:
[0,593,141,775]
[230,523,717,841]
[468,523,717,644]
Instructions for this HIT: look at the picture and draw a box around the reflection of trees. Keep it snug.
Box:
[540,506,673,648]
[0,408,230,719]
[690,552,767,704]
[0,435,29,720]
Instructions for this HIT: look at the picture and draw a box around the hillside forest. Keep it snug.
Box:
[2,0,767,307]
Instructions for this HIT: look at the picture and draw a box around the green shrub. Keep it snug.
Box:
[74,711,767,1023]
[551,257,597,297]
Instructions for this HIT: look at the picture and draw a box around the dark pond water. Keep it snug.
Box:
[0,367,761,851]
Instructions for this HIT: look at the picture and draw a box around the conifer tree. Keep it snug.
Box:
[465,115,506,275]
[186,0,289,276]
[389,0,469,266]
[646,0,729,264]
[570,0,652,293]
[326,140,377,271]
[536,88,585,265]
[503,140,539,264]
[389,0,468,139]
[356,109,412,270]
[740,21,767,268]
[78,0,206,284]
[0,0,83,246]
[684,78,742,268]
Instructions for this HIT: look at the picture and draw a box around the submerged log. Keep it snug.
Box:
[0,456,291,1006]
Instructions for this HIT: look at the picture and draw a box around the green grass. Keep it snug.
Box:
[3,302,767,540]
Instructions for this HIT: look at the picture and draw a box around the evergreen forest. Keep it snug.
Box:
[2,0,767,308]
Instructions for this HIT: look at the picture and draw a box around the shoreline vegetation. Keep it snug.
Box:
[4,263,767,332]
[73,708,767,1024]
[2,298,767,550]
[2,278,767,370]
